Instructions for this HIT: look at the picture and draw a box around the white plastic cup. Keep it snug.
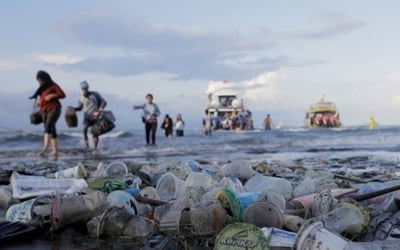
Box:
[295,221,349,250]
[185,172,216,189]
[157,173,187,201]
[245,175,293,200]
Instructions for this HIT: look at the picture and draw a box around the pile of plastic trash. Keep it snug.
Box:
[2,158,400,249]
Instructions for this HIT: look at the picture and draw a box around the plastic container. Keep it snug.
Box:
[356,182,395,212]
[262,227,297,249]
[257,192,286,213]
[105,162,129,178]
[11,178,88,200]
[295,221,349,250]
[6,196,53,227]
[51,191,107,231]
[190,200,228,236]
[322,198,370,236]
[156,173,187,201]
[107,190,152,217]
[220,176,246,193]
[214,223,269,250]
[55,163,87,179]
[185,172,216,189]
[311,189,336,217]
[97,206,154,239]
[65,107,78,128]
[243,201,283,228]
[293,177,315,198]
[215,188,260,221]
[245,175,292,200]
[291,188,357,209]
[140,187,161,200]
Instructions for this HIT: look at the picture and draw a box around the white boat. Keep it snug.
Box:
[205,92,254,131]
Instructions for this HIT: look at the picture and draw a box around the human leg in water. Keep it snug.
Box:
[145,122,151,145]
[50,138,58,161]
[38,133,50,157]
[83,122,90,148]
[151,123,157,145]
[44,108,61,160]
[93,136,99,150]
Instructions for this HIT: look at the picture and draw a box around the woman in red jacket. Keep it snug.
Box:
[31,71,66,160]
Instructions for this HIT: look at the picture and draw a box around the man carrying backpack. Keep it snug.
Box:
[74,81,107,149]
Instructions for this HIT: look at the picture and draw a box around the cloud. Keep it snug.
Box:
[35,53,84,66]
[0,59,26,71]
[52,12,287,80]
[292,12,366,39]
[206,71,282,109]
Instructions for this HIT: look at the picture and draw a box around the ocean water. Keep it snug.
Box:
[1,126,400,164]
[2,126,400,249]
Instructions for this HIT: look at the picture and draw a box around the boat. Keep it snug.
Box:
[205,92,254,131]
[304,97,342,128]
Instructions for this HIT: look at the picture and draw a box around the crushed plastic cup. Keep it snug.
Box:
[107,190,152,217]
[105,161,129,178]
[283,215,305,233]
[50,191,107,231]
[6,196,52,226]
[11,177,88,200]
[0,185,17,210]
[140,187,161,200]
[97,205,155,239]
[219,162,257,181]
[245,175,292,200]
[215,188,261,221]
[55,163,87,179]
[322,198,370,236]
[257,191,286,213]
[243,201,284,228]
[290,188,357,209]
[295,221,350,250]
[356,182,395,212]
[190,200,228,236]
[123,175,142,189]
[311,189,337,217]
[185,172,216,189]
[293,177,315,198]
[156,173,187,201]
[158,201,192,237]
[220,176,246,193]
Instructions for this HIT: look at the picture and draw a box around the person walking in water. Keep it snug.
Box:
[161,114,174,138]
[203,110,212,136]
[73,81,107,149]
[368,117,378,130]
[263,114,272,130]
[175,113,185,137]
[133,94,161,145]
[30,70,66,161]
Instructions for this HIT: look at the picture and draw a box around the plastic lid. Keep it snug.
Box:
[215,223,269,250]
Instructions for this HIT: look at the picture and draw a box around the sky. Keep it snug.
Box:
[1,0,400,130]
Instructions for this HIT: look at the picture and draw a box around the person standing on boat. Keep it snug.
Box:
[133,94,161,145]
[161,114,174,138]
[175,113,185,137]
[30,70,66,161]
[263,114,272,130]
[368,117,378,130]
[73,81,107,149]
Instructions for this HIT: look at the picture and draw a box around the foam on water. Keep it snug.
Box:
[1,126,400,161]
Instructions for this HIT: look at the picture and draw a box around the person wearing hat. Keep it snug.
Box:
[73,81,107,149]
